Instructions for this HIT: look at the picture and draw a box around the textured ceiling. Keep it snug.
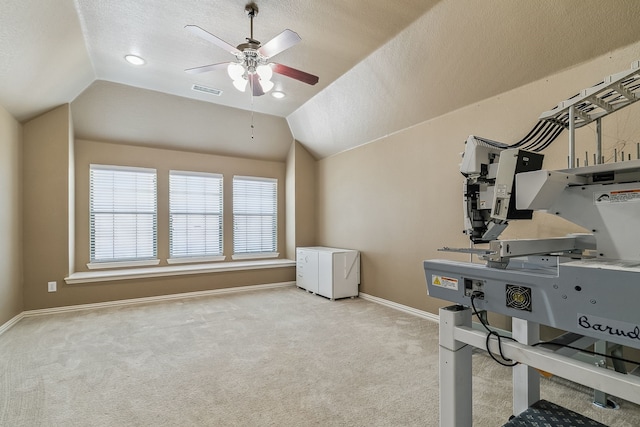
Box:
[0,0,93,121]
[2,0,640,160]
[73,0,438,118]
[288,0,640,158]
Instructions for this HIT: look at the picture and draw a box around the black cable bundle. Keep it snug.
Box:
[470,293,519,367]
[475,119,565,153]
[470,292,640,369]
[473,74,640,153]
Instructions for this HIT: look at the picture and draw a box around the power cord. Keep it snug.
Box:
[470,292,519,367]
[470,292,640,369]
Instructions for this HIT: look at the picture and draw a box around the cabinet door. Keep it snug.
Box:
[297,249,319,293]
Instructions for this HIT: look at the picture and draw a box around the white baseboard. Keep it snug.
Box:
[0,312,25,337]
[3,284,436,336]
[0,282,295,332]
[23,281,296,317]
[359,292,439,323]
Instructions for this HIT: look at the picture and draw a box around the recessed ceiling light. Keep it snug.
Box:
[124,54,145,65]
[271,91,286,99]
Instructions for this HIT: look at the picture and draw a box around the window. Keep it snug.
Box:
[89,165,157,266]
[233,176,278,257]
[169,171,223,261]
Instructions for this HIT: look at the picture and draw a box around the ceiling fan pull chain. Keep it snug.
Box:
[250,81,255,140]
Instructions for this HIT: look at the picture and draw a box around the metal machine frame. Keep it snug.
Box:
[425,60,640,425]
[438,305,640,426]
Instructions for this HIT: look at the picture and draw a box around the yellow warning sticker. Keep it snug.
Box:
[432,275,458,291]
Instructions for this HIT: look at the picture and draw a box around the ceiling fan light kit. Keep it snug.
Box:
[185,3,319,97]
[227,61,273,93]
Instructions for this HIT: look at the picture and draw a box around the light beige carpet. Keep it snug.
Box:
[1,286,639,426]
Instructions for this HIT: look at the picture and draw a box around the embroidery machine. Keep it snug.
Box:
[423,61,640,426]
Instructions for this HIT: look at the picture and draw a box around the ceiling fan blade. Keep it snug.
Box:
[185,25,240,55]
[184,62,231,74]
[249,74,265,96]
[271,63,319,86]
[258,29,301,58]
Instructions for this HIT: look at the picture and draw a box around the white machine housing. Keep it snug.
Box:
[460,136,544,244]
[428,136,640,348]
[517,161,640,261]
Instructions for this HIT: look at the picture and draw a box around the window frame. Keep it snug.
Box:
[88,164,159,269]
[168,170,225,264]
[232,175,279,260]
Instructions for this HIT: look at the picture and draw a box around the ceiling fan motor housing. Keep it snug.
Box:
[235,45,265,75]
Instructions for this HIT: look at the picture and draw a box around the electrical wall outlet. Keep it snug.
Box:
[47,281,57,292]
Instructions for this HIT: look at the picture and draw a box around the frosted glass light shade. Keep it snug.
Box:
[227,63,245,80]
[256,64,273,81]
[233,78,248,92]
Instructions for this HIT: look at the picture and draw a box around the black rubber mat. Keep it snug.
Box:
[502,399,607,427]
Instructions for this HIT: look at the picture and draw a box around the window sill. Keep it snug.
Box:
[65,258,295,285]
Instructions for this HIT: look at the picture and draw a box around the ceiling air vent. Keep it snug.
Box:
[191,84,223,96]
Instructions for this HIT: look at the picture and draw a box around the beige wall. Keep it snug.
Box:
[285,141,317,259]
[21,108,294,311]
[23,105,73,311]
[294,142,317,248]
[285,143,296,258]
[74,139,288,270]
[0,104,23,324]
[316,43,640,315]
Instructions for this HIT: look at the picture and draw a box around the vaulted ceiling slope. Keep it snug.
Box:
[288,0,640,158]
[0,0,94,121]
[2,1,640,161]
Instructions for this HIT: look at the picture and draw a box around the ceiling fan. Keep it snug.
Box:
[185,3,319,97]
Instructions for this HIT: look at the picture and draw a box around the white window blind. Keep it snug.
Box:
[169,171,223,259]
[233,176,277,254]
[90,165,157,263]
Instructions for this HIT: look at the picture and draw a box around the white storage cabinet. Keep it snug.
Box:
[296,247,360,300]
